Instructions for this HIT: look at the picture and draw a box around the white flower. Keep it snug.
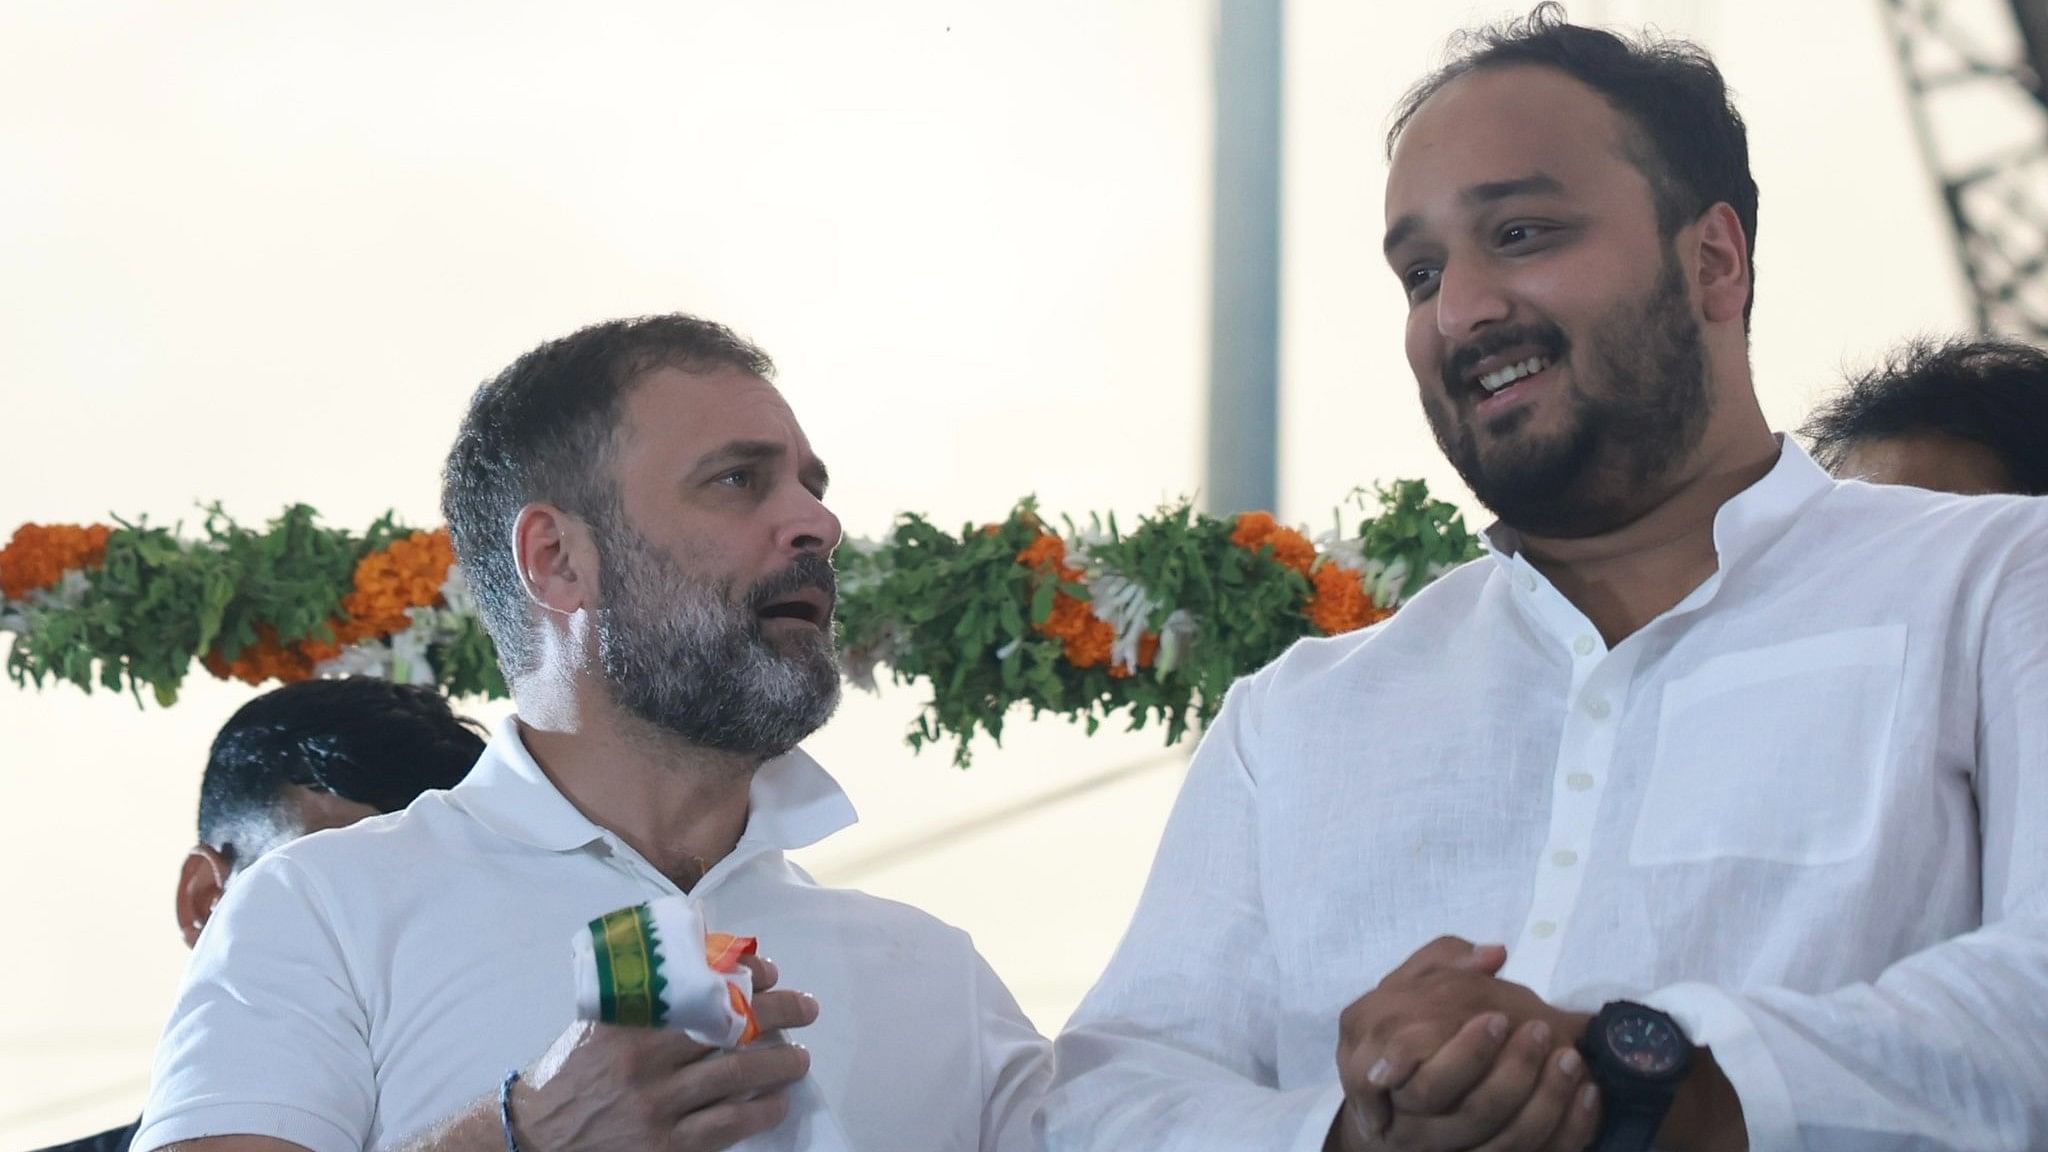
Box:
[1079,560,1162,674]
[1367,556,1411,607]
[832,537,889,599]
[437,566,478,621]
[314,641,395,680]
[1315,529,1369,575]
[840,625,905,694]
[1,569,96,636]
[1156,609,1198,674]
[389,614,438,686]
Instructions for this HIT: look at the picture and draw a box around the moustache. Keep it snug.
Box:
[746,553,838,613]
[1441,324,1569,395]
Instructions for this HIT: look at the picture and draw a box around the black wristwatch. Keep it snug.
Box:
[1575,1000,1696,1152]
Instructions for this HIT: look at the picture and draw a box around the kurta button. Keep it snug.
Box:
[1574,635,1596,656]
[1567,772,1596,792]
[1530,920,1558,939]
[1584,695,1611,719]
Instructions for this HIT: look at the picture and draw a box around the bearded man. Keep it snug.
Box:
[135,315,1049,1152]
[1045,7,2048,1152]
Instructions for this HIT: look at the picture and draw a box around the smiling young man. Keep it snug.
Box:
[134,315,1049,1152]
[1045,7,2048,1152]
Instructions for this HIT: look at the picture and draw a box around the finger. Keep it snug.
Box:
[739,953,780,992]
[1390,937,1509,985]
[1401,1019,1552,1149]
[1389,1012,1510,1115]
[1393,936,1482,978]
[1539,1083,1601,1152]
[750,988,820,1033]
[1459,944,1509,974]
[633,1024,719,1071]
[670,1088,793,1151]
[670,1043,812,1115]
[1339,1015,1461,1099]
[1468,1047,1589,1152]
[1339,1093,1391,1150]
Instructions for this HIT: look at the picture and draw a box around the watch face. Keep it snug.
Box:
[1605,1010,1686,1077]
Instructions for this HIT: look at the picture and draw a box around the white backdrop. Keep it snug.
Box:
[0,1,1978,1144]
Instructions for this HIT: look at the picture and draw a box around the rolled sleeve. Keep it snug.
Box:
[1642,982,1798,1151]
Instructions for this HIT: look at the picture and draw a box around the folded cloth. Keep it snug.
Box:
[573,897,761,1047]
[570,895,852,1152]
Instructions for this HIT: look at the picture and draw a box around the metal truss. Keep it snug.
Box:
[1880,0,2048,341]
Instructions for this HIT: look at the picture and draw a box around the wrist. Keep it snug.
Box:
[501,1071,543,1152]
[1655,1048,1747,1152]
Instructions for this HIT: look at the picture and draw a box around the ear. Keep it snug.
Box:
[513,503,601,618]
[1690,201,1751,326]
[176,844,232,948]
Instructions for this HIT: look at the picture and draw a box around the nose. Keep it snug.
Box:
[781,487,842,558]
[1433,255,1512,341]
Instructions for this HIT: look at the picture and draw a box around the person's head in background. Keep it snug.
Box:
[1803,336,2048,496]
[176,677,486,946]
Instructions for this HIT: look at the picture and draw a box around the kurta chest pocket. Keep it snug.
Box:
[1630,624,1909,867]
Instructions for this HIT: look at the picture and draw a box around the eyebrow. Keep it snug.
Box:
[697,440,831,495]
[1383,173,1568,256]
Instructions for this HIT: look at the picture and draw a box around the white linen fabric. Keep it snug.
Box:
[136,717,1049,1152]
[1045,440,2048,1151]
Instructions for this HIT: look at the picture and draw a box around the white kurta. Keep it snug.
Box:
[137,718,1050,1152]
[1046,440,2048,1151]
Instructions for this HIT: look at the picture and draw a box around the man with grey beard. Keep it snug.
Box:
[134,315,1050,1152]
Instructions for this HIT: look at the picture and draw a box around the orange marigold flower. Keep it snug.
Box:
[1019,531,1120,668]
[1038,591,1095,641]
[1108,631,1161,679]
[201,529,457,690]
[0,522,114,600]
[202,625,321,686]
[1034,588,1115,667]
[1229,511,1315,574]
[1306,562,1395,636]
[1016,533,1071,576]
[339,529,456,638]
[1062,613,1116,669]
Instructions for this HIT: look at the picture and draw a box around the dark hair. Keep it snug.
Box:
[197,678,486,862]
[1801,336,2048,495]
[441,315,775,679]
[1388,2,1760,325]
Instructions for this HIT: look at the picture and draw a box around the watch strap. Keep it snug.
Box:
[1593,1096,1668,1152]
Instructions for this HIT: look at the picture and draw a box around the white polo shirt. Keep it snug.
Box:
[135,718,1050,1152]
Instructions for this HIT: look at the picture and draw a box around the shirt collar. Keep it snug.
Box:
[1482,435,1833,571]
[452,714,859,855]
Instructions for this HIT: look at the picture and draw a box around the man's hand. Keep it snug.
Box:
[509,955,821,1152]
[1326,937,1599,1152]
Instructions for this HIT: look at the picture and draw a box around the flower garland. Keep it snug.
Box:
[834,480,1479,764]
[3,482,1480,763]
[1,506,503,706]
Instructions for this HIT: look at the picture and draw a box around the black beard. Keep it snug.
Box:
[1424,253,1710,539]
[594,528,841,761]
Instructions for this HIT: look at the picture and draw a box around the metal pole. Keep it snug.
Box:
[1204,0,1284,516]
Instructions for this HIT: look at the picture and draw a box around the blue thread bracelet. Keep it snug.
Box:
[499,1070,523,1152]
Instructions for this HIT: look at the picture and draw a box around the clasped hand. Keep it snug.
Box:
[1329,937,1601,1152]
